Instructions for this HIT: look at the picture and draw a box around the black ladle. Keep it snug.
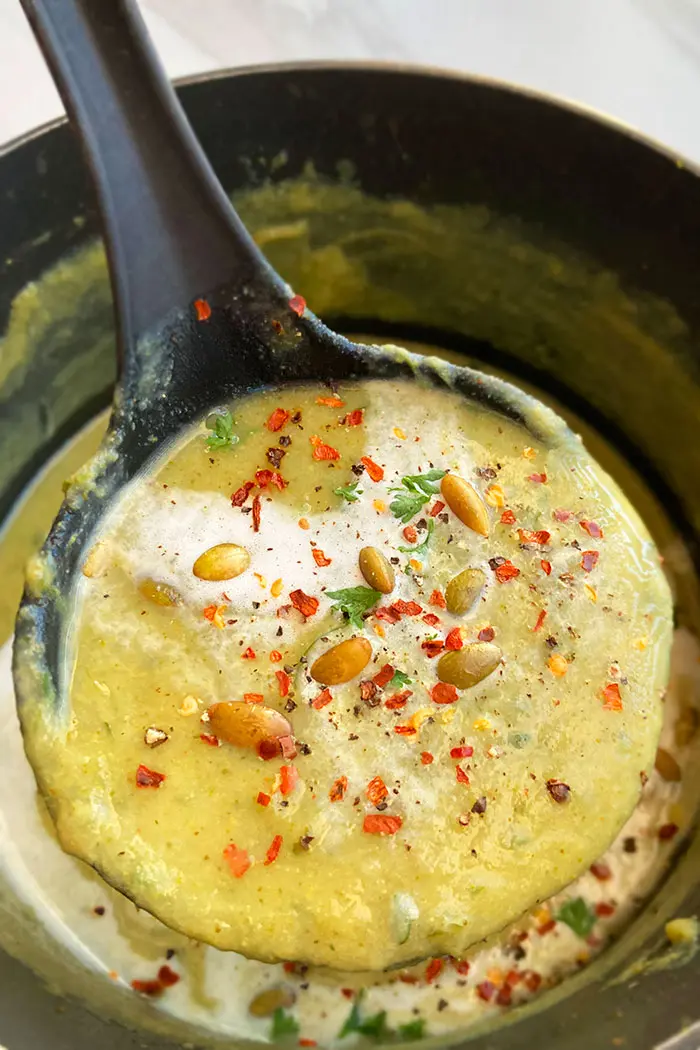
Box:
[13,1,557,721]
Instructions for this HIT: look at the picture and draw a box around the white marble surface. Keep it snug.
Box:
[3,0,700,163]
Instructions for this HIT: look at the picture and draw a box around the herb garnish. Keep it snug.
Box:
[270,1007,300,1039]
[556,897,596,938]
[398,518,434,555]
[339,993,425,1041]
[397,1019,426,1041]
[389,670,412,688]
[389,470,446,523]
[205,411,238,450]
[326,586,382,628]
[334,481,362,503]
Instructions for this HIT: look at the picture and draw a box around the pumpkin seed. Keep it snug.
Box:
[207,701,292,752]
[445,567,486,615]
[437,643,501,689]
[138,578,182,607]
[655,746,682,782]
[193,543,250,581]
[82,542,109,578]
[248,986,296,1017]
[440,474,489,536]
[359,546,395,594]
[310,636,372,685]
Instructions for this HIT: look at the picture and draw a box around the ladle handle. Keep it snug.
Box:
[20,0,281,357]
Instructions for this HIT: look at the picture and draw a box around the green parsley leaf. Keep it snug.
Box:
[397,1019,426,1041]
[389,670,412,688]
[326,586,382,628]
[339,993,364,1038]
[334,481,362,503]
[556,897,596,938]
[205,410,239,450]
[400,469,446,496]
[271,1008,300,1040]
[389,470,446,522]
[338,993,390,1041]
[389,490,428,524]
[398,518,434,555]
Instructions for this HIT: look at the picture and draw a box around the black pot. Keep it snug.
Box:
[1,64,699,1050]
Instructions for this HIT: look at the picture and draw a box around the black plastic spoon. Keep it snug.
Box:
[13,1,551,718]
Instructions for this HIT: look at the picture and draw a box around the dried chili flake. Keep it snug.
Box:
[360,680,379,704]
[547,653,568,676]
[132,979,164,997]
[244,693,264,704]
[289,294,306,316]
[231,481,255,506]
[280,736,297,760]
[312,548,332,567]
[554,508,573,523]
[275,670,291,698]
[391,599,423,616]
[241,647,256,660]
[158,965,180,988]
[257,791,272,807]
[528,473,548,484]
[310,435,341,461]
[519,529,551,546]
[135,764,166,788]
[330,776,348,802]
[425,958,444,983]
[223,843,251,878]
[360,456,384,482]
[455,765,470,786]
[193,297,211,321]
[540,559,552,576]
[451,958,470,975]
[500,509,517,525]
[490,559,520,583]
[363,814,403,835]
[581,550,600,573]
[533,609,547,632]
[269,649,283,664]
[265,834,283,865]
[429,589,447,609]
[299,1040,317,1047]
[290,589,319,618]
[342,408,364,426]
[601,682,623,711]
[375,606,401,624]
[312,688,333,710]
[477,980,496,1002]
[385,690,412,710]
[595,901,616,917]
[537,918,556,936]
[280,765,299,796]
[580,520,604,539]
[366,776,389,805]
[422,639,444,658]
[403,525,418,544]
[394,724,418,735]
[445,627,464,651]
[316,395,345,407]
[450,745,474,759]
[546,779,571,803]
[590,862,612,881]
[421,752,434,765]
[255,469,288,491]
[658,823,679,841]
[429,500,446,518]
[266,408,290,432]
[252,494,261,532]
[496,985,512,1007]
[373,664,395,688]
[422,613,441,627]
[523,971,542,992]
[431,683,459,705]
[478,626,495,642]
[200,733,220,747]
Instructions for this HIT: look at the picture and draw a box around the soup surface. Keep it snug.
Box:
[20,377,672,972]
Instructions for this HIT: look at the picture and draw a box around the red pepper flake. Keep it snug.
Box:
[421,639,444,658]
[270,650,283,663]
[451,958,470,975]
[500,509,516,525]
[312,688,333,710]
[590,861,612,881]
[312,548,332,567]
[265,834,283,865]
[581,550,600,573]
[231,480,255,507]
[135,764,165,788]
[601,682,623,711]
[255,469,288,491]
[553,508,573,523]
[398,974,419,985]
[540,559,552,576]
[279,736,297,760]
[252,494,261,532]
[366,776,389,805]
[546,779,571,803]
[519,529,551,546]
[425,958,444,983]
[504,970,522,987]
[200,733,221,747]
[316,396,345,407]
[257,791,271,807]
[658,822,679,841]
[360,456,384,482]
[280,765,299,796]
[455,765,470,786]
[491,559,520,583]
[342,408,364,426]
[299,1040,317,1047]
[290,589,319,618]
[244,693,264,704]
[157,965,180,988]
[373,664,395,688]
[528,473,548,484]
[241,647,256,660]
[203,603,219,622]
[523,971,542,992]
[394,724,418,735]
[403,525,418,544]
[391,599,423,616]
[444,627,463,651]
[363,814,403,835]
[223,843,251,878]
[329,776,348,802]
[537,919,557,935]
[266,408,290,432]
[595,901,616,917]
[275,670,291,698]
[132,979,164,997]
[429,589,447,609]
[496,985,512,1007]
[477,980,496,1002]
[340,988,355,999]
[431,683,459,705]
[533,609,547,632]
[289,294,306,316]
[421,751,434,765]
[478,626,495,642]
[580,520,604,539]
[385,690,412,710]
[375,606,402,624]
[193,297,211,321]
[422,613,441,627]
[450,745,474,759]
[310,435,341,461]
[429,500,446,517]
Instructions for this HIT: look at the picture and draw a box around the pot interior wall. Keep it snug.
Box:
[1,66,700,1050]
